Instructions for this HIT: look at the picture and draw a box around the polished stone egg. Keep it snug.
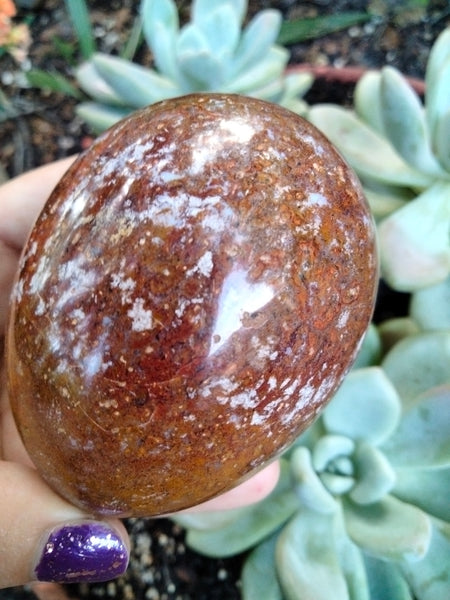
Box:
[7,94,378,517]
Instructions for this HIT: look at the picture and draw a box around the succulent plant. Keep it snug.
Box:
[74,0,313,132]
[173,294,450,600]
[308,27,450,293]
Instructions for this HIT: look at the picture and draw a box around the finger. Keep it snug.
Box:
[181,461,280,513]
[0,158,76,334]
[0,461,129,589]
[0,157,76,250]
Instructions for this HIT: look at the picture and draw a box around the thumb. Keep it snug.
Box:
[0,461,129,588]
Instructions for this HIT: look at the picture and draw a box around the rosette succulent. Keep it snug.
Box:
[308,27,450,293]
[75,0,312,131]
[173,287,450,600]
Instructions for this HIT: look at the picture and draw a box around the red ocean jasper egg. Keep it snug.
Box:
[7,94,378,517]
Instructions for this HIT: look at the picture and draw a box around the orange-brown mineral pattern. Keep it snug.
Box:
[8,94,378,516]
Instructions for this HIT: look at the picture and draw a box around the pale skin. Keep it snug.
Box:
[0,158,280,589]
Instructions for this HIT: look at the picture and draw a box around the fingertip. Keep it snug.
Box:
[33,520,129,584]
[0,461,129,588]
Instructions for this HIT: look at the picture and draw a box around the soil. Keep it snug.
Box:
[0,1,448,600]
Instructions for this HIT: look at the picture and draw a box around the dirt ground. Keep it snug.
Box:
[0,1,449,599]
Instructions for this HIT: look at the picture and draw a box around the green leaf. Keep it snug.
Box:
[378,181,450,292]
[350,443,396,504]
[400,519,450,600]
[233,10,282,75]
[291,446,339,513]
[224,46,288,94]
[64,0,95,59]
[378,318,421,354]
[26,69,82,99]
[92,53,179,107]
[242,534,284,600]
[307,105,433,188]
[381,331,450,408]
[192,0,247,27]
[75,102,132,133]
[394,466,450,521]
[354,71,385,134]
[196,4,241,60]
[184,459,299,557]
[141,0,179,80]
[362,185,410,220]
[380,66,447,178]
[176,24,226,89]
[434,107,450,171]
[381,385,450,469]
[343,495,432,562]
[352,324,382,369]
[364,555,413,600]
[410,276,450,331]
[426,27,450,141]
[275,509,350,600]
[335,534,370,600]
[323,367,401,445]
[76,61,127,105]
[278,12,370,45]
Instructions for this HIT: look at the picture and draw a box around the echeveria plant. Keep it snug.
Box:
[174,300,450,600]
[308,27,450,293]
[75,0,312,131]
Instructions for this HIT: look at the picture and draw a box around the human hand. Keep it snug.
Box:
[0,159,280,589]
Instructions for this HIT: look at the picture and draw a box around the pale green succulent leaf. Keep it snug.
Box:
[312,435,355,472]
[76,61,127,106]
[184,460,298,557]
[91,53,179,107]
[282,71,314,100]
[307,105,433,188]
[244,77,285,102]
[400,519,450,600]
[378,318,421,355]
[380,66,447,178]
[410,276,450,331]
[176,25,226,89]
[141,0,179,79]
[382,331,450,408]
[290,446,339,514]
[350,443,396,504]
[75,102,132,133]
[363,186,410,220]
[232,9,282,75]
[378,181,450,292]
[343,495,432,562]
[335,532,370,600]
[192,0,247,27]
[241,534,284,600]
[352,324,382,369]
[275,509,350,600]
[381,385,450,469]
[426,27,450,138]
[434,107,450,171]
[224,46,288,94]
[173,505,248,532]
[363,555,413,600]
[394,466,450,522]
[323,367,401,445]
[354,70,385,134]
[195,4,241,60]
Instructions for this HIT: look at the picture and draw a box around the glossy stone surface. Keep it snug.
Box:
[8,94,378,517]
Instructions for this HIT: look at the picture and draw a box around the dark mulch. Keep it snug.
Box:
[0,1,448,599]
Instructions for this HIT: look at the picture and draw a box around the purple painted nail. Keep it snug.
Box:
[35,522,128,583]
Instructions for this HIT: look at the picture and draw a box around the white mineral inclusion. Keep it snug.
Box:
[190,117,256,175]
[128,298,153,332]
[210,269,274,354]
